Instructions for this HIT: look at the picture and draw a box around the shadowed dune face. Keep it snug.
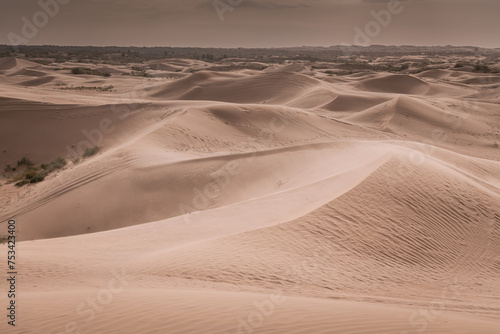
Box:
[149,71,325,104]
[357,74,430,94]
[0,55,500,334]
[0,57,41,72]
[322,94,390,112]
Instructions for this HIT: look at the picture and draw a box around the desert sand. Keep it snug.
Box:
[0,54,499,333]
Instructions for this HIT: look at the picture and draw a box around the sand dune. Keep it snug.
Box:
[357,74,430,95]
[344,95,490,134]
[322,93,390,112]
[0,57,42,73]
[1,56,499,334]
[150,71,326,104]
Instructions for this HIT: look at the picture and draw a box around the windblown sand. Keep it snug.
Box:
[0,57,499,333]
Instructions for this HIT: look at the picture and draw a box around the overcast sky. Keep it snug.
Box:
[1,0,499,48]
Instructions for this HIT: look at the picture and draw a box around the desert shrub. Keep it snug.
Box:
[11,157,67,187]
[15,179,29,187]
[474,64,491,73]
[60,85,114,92]
[71,67,111,77]
[130,69,149,77]
[28,170,46,184]
[71,67,85,75]
[4,165,15,173]
[17,157,33,167]
[14,167,43,187]
[400,63,410,71]
[83,146,100,157]
[41,157,67,173]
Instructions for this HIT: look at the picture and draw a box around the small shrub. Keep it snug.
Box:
[41,157,67,173]
[60,85,114,92]
[29,170,46,183]
[71,67,111,77]
[17,157,33,167]
[52,157,67,168]
[71,67,85,75]
[22,168,44,182]
[4,164,15,173]
[14,168,45,187]
[474,64,491,73]
[399,63,410,71]
[11,157,67,187]
[15,179,29,187]
[83,146,100,157]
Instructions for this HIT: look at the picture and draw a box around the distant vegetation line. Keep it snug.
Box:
[1,45,499,65]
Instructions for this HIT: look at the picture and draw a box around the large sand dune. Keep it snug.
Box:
[0,57,499,333]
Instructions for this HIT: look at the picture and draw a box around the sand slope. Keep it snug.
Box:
[0,57,499,334]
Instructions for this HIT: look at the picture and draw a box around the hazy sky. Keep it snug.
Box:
[1,0,499,48]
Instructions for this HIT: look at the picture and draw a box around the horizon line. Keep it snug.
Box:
[1,44,499,50]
